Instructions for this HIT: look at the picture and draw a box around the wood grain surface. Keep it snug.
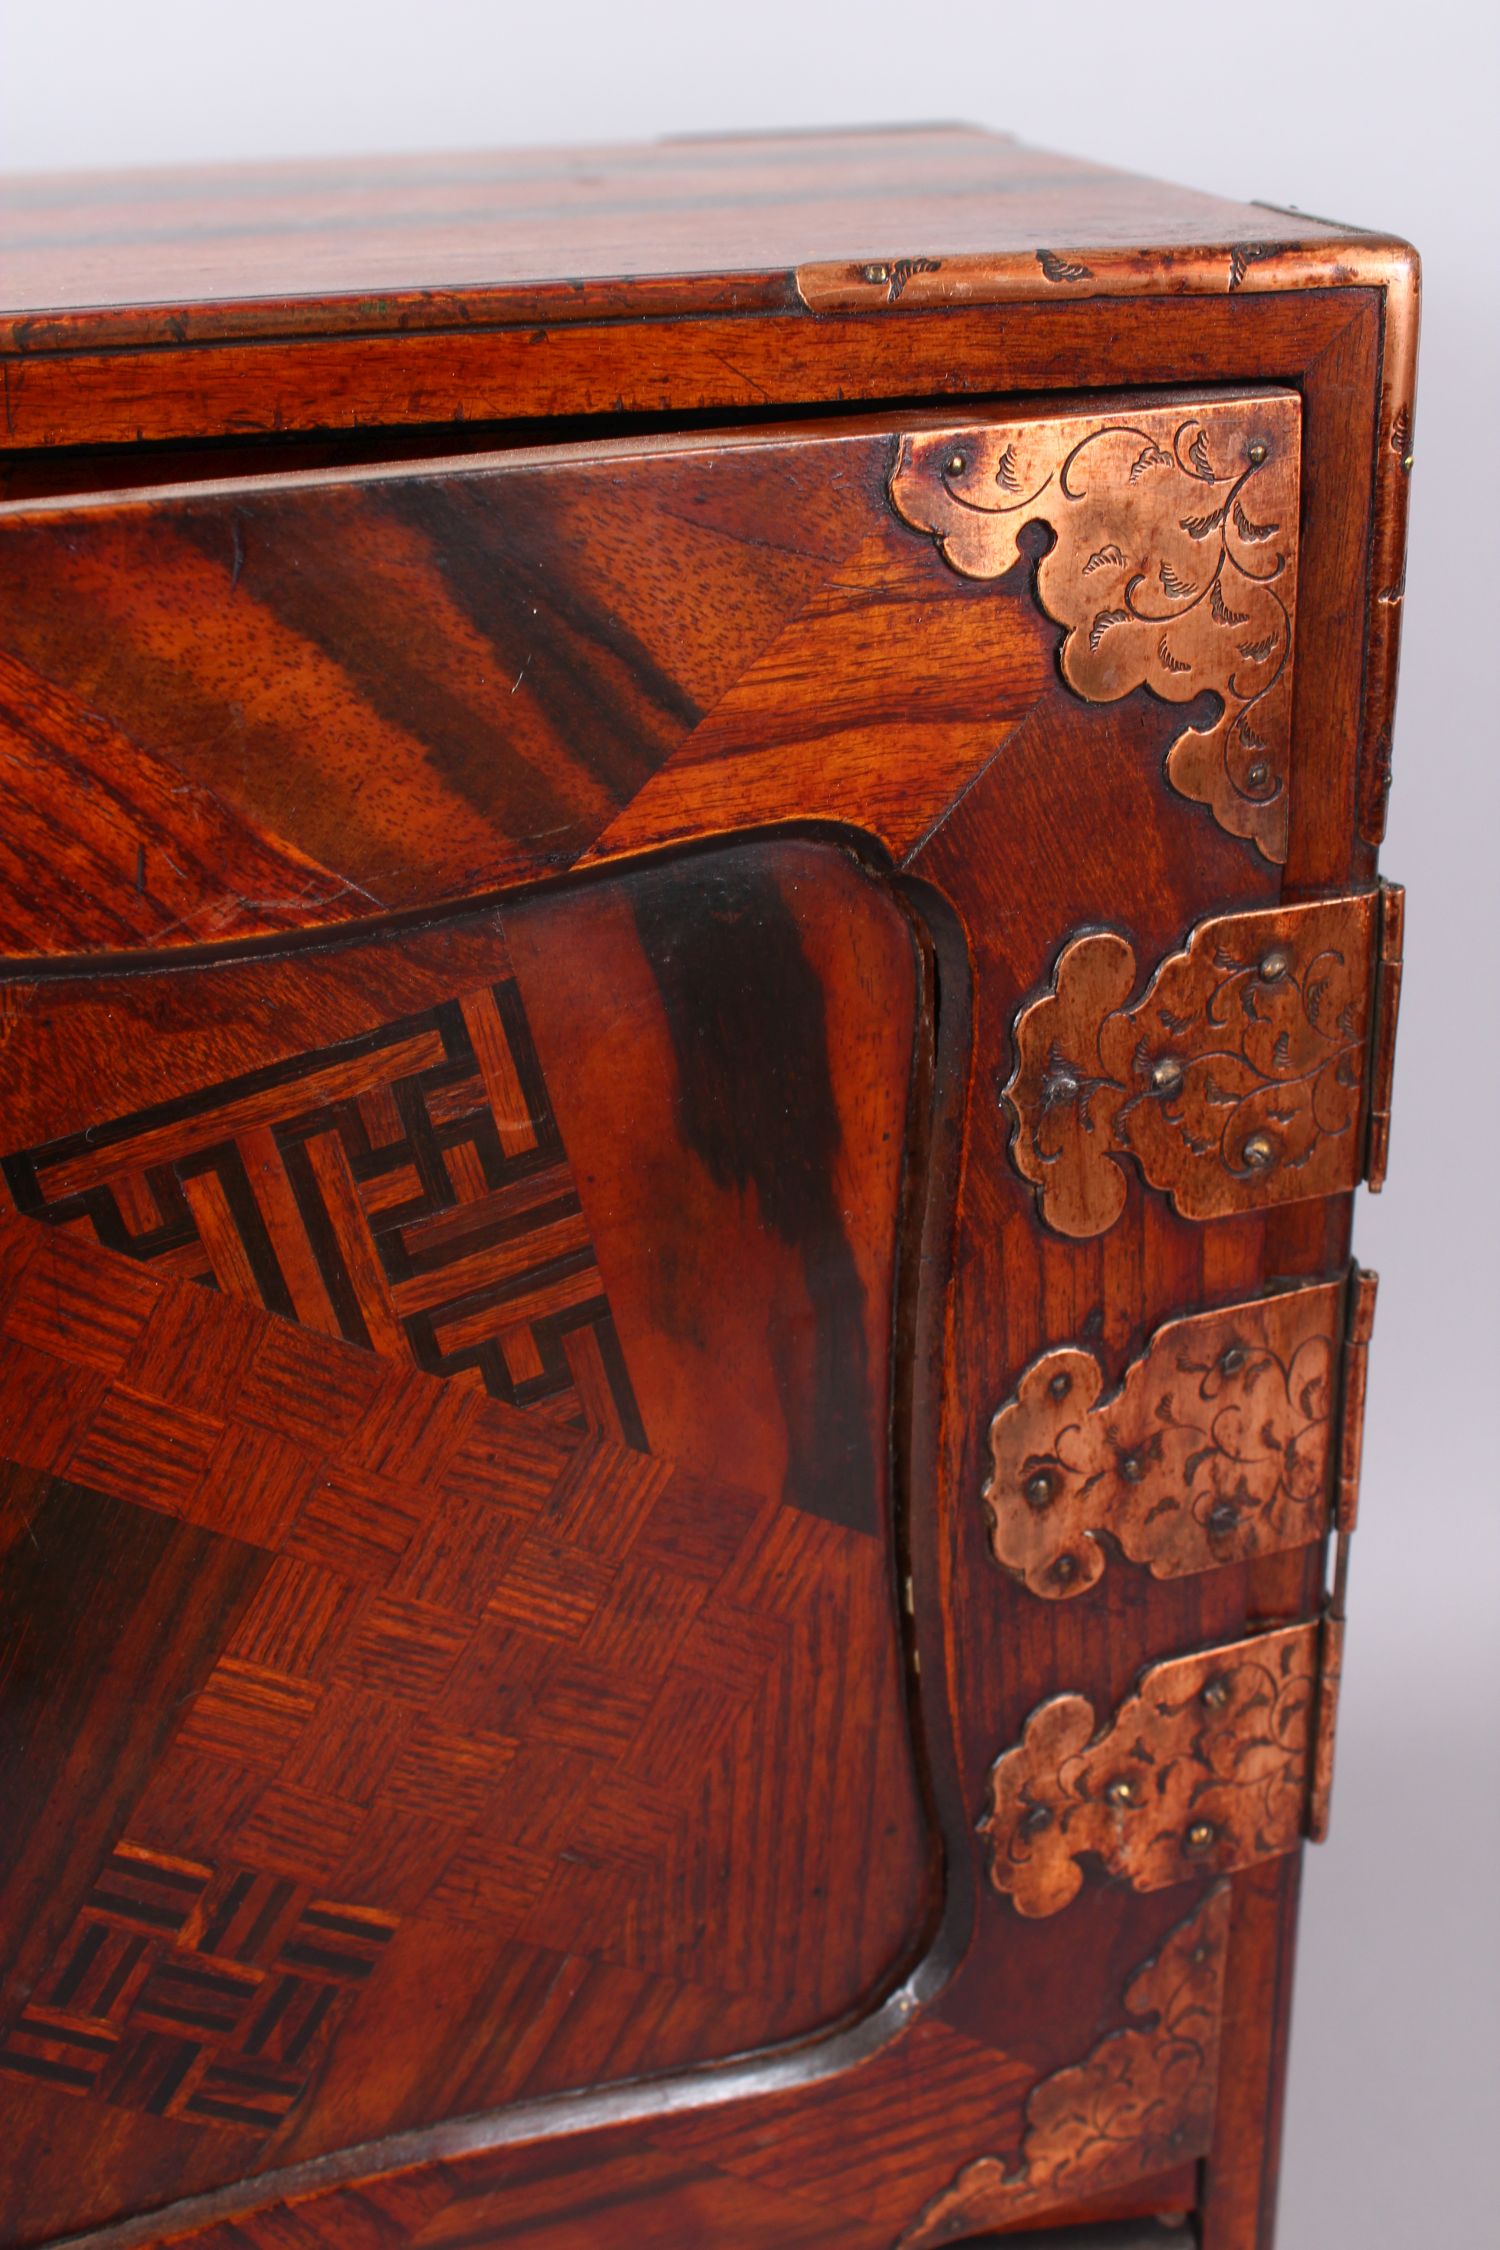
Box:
[0,840,934,2240]
[0,126,1354,346]
[0,393,1303,953]
[0,129,1417,2250]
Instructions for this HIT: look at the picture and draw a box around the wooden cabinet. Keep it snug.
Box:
[0,128,1416,2249]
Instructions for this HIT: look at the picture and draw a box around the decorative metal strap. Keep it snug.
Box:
[984,1278,1346,1597]
[1003,888,1400,1238]
[981,1626,1320,1917]
[888,395,1301,860]
[897,1888,1230,2246]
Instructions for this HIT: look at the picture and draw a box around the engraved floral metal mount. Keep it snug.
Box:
[888,394,1301,860]
[897,1887,1230,2247]
[986,1279,1345,1597]
[981,1626,1319,1917]
[1003,891,1387,1238]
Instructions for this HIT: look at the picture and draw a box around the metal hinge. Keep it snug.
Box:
[1308,1262,1380,1842]
[983,1271,1366,1598]
[1364,879,1406,1192]
[1003,881,1407,1238]
[979,1267,1378,1910]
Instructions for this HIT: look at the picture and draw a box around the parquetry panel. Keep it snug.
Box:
[1,971,646,1449]
[0,1215,927,2155]
[0,1840,396,2132]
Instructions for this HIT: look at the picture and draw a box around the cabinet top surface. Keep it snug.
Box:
[0,122,1368,350]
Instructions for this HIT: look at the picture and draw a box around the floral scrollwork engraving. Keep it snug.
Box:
[896,1886,1231,2247]
[981,1626,1318,1918]
[1002,892,1381,1238]
[985,1279,1343,1597]
[888,395,1301,860]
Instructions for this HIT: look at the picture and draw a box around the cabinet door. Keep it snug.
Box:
[0,392,1378,2250]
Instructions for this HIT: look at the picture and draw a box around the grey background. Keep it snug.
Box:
[2,3,1496,2242]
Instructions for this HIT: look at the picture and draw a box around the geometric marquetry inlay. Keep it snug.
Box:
[2,976,645,1448]
[0,1840,396,2134]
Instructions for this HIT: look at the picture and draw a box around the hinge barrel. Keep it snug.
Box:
[1308,1263,1381,1841]
[1337,1266,1380,1535]
[1308,1611,1346,1845]
[1365,879,1406,1191]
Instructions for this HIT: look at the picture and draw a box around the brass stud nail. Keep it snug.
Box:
[860,263,889,284]
[1201,1675,1231,1710]
[1023,1468,1057,1510]
[1119,1451,1145,1484]
[1247,440,1269,466]
[1149,1053,1183,1095]
[1401,452,1415,473]
[1242,1130,1277,1170]
[1184,1819,1217,1855]
[1246,758,1271,789]
[1050,1554,1079,1585]
[946,452,966,476]
[1219,1345,1246,1375]
[1258,945,1291,982]
[1048,1370,1072,1400]
[1105,1776,1138,1808]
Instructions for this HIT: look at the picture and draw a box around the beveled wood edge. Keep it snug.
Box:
[794,233,1416,312]
[0,271,807,356]
[0,278,1381,459]
[0,230,1413,359]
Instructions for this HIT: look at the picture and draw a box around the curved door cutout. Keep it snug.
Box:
[0,836,936,2243]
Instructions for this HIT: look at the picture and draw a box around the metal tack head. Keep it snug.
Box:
[1247,440,1269,466]
[1023,1468,1058,1510]
[1242,1131,1277,1171]
[1149,1053,1184,1095]
[1184,1819,1218,1855]
[1104,1776,1138,1808]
